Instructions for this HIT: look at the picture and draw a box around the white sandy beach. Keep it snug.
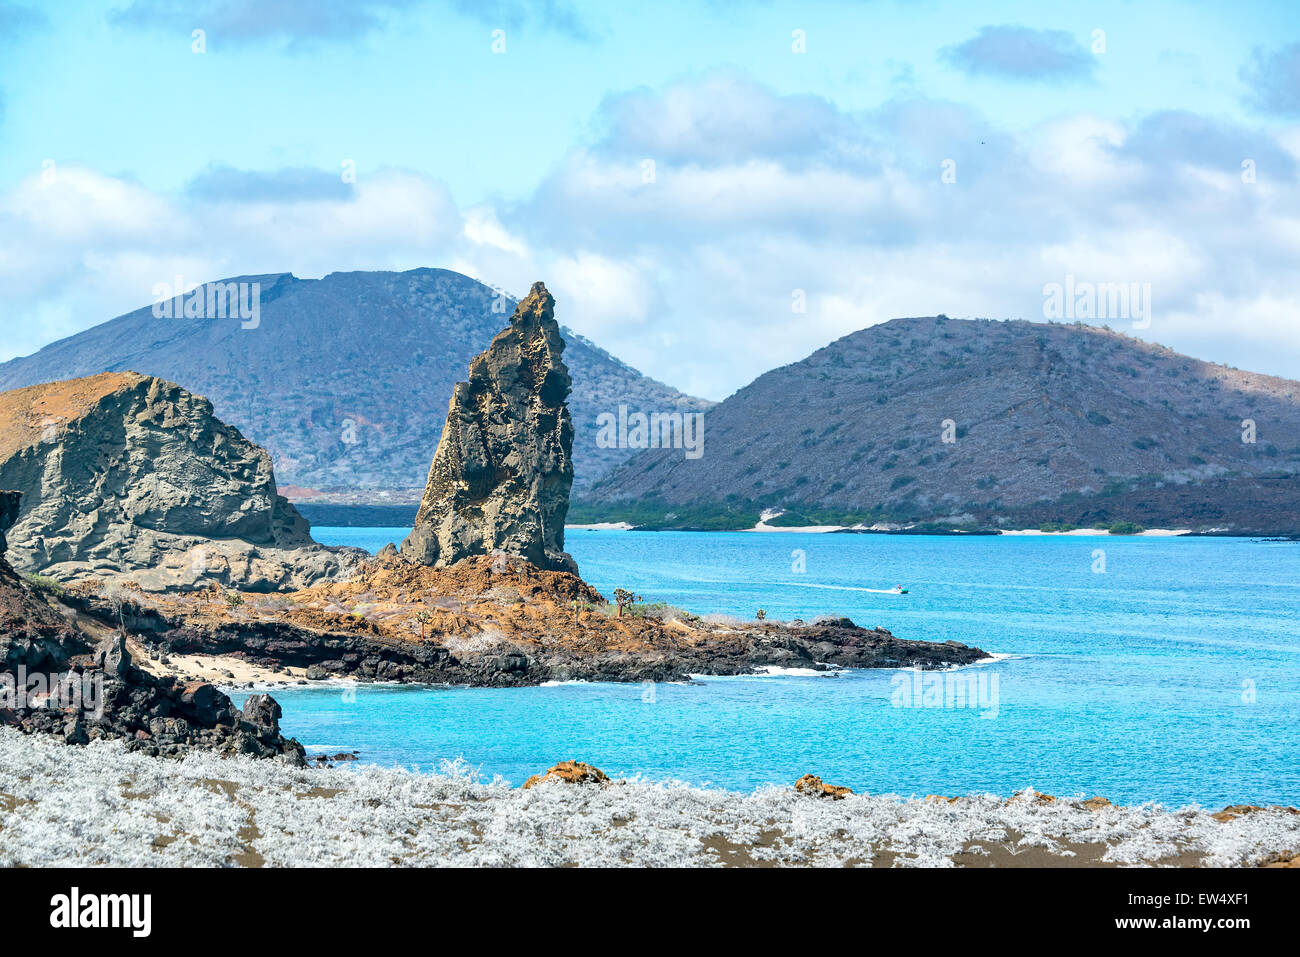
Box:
[747,522,1193,536]
[125,638,318,689]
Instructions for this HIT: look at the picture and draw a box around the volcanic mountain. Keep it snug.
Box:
[0,268,708,497]
[584,317,1300,533]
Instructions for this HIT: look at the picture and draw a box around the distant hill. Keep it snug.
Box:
[0,268,709,496]
[582,316,1300,533]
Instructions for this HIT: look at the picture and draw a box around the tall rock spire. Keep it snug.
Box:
[401,282,578,574]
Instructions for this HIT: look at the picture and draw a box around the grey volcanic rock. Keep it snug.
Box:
[402,282,578,573]
[0,493,303,761]
[587,317,1300,532]
[0,491,18,554]
[0,372,361,591]
[0,268,710,493]
[241,693,281,730]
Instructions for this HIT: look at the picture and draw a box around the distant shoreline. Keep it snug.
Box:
[294,504,1297,539]
[747,523,1193,536]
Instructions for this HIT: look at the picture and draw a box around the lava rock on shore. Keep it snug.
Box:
[0,490,304,762]
[102,552,991,688]
[522,761,610,789]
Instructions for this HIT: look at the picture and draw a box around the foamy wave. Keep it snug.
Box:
[689,666,841,680]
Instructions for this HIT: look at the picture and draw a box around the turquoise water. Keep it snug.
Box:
[234,528,1300,806]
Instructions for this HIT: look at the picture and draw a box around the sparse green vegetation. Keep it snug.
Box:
[1107,521,1145,535]
[491,585,523,604]
[598,599,696,621]
[612,588,642,617]
[628,601,696,621]
[21,573,64,596]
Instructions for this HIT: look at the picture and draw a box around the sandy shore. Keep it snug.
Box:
[1,729,1296,868]
[62,604,318,689]
[123,638,319,689]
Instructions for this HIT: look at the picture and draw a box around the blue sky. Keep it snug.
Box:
[2,0,1299,399]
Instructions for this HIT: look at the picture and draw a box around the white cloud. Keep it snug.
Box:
[0,165,470,361]
[3,75,1300,401]
[1029,115,1134,188]
[506,77,1300,397]
[548,252,659,334]
[462,206,529,257]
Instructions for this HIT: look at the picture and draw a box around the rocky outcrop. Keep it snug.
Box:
[522,761,610,789]
[0,503,80,675]
[0,492,303,760]
[0,372,361,592]
[402,282,578,573]
[795,774,854,799]
[103,552,990,687]
[2,628,306,762]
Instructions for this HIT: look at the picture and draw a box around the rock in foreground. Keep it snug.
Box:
[402,282,578,574]
[522,761,610,789]
[795,774,854,799]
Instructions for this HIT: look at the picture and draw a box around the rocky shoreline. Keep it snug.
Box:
[1,490,305,762]
[55,552,988,688]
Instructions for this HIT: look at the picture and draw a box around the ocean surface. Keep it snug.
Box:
[232,528,1300,806]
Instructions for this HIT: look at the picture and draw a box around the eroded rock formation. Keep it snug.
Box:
[0,491,303,760]
[0,372,360,592]
[402,282,578,573]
